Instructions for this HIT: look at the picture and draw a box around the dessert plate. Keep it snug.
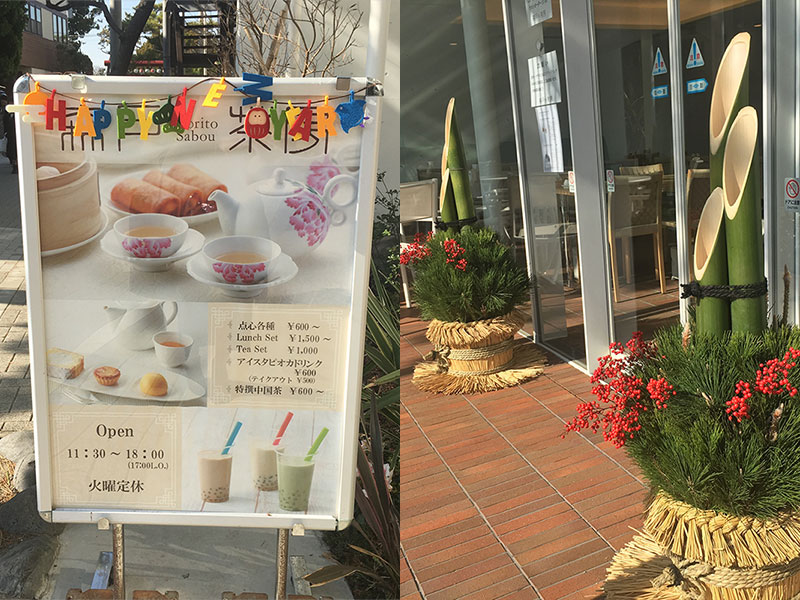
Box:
[186,253,298,298]
[41,210,109,257]
[101,171,220,226]
[100,228,205,272]
[53,357,205,402]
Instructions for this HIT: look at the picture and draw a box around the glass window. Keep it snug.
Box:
[26,3,42,36]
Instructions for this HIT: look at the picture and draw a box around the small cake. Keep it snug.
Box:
[94,366,120,386]
[139,372,168,396]
[46,348,84,380]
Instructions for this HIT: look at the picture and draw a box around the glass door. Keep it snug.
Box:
[592,0,681,343]
[503,0,587,366]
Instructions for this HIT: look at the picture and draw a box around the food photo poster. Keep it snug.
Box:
[15,75,372,521]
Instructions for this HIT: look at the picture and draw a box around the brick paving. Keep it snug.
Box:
[0,159,32,438]
[400,308,648,600]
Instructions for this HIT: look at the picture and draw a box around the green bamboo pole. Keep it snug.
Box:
[441,98,475,222]
[709,32,750,190]
[723,106,765,334]
[693,188,730,336]
[439,169,458,227]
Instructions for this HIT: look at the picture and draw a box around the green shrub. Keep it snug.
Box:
[566,324,800,518]
[402,226,530,323]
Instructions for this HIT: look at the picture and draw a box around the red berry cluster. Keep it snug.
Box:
[399,240,431,266]
[442,238,467,271]
[564,332,661,448]
[726,381,752,422]
[646,377,675,410]
[754,348,800,397]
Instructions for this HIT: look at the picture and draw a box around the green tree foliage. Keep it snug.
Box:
[55,42,94,73]
[99,2,162,70]
[0,2,26,86]
[404,227,530,323]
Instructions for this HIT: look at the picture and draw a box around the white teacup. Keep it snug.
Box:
[114,214,188,259]
[153,331,193,367]
[203,236,281,285]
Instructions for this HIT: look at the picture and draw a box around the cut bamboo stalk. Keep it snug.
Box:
[709,32,750,190]
[441,98,475,222]
[693,187,730,336]
[723,106,765,334]
[439,169,458,226]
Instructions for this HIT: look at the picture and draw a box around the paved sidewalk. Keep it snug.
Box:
[0,159,31,439]
[400,309,648,600]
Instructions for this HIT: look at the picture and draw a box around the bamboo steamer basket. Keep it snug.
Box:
[36,159,102,252]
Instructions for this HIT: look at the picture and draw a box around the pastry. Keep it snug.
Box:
[93,366,120,386]
[139,372,168,396]
[142,170,203,217]
[166,164,226,205]
[47,348,84,380]
[110,179,181,216]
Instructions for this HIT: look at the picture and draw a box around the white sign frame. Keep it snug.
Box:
[15,72,383,531]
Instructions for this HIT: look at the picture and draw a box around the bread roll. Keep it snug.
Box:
[110,179,181,216]
[142,170,203,217]
[167,164,227,203]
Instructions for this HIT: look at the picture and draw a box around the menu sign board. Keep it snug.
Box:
[13,75,380,530]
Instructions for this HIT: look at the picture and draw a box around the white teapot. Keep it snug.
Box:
[211,167,357,259]
[103,300,178,350]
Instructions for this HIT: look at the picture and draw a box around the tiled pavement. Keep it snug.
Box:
[0,161,32,438]
[399,309,649,600]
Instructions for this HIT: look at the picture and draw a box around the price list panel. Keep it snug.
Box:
[207,304,346,410]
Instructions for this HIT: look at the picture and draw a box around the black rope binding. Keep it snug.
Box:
[681,278,768,300]
[435,216,478,230]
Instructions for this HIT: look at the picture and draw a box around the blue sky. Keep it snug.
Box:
[80,0,141,70]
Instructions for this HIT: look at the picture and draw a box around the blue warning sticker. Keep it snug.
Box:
[651,85,669,99]
[652,48,667,76]
[686,78,708,94]
[686,38,704,69]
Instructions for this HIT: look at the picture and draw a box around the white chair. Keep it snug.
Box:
[399,179,438,308]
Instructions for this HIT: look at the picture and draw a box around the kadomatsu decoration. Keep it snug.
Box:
[403,227,545,395]
[583,33,786,599]
[439,97,476,229]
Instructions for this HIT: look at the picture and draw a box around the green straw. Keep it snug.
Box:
[305,427,329,462]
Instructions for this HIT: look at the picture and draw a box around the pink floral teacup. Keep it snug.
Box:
[203,236,281,285]
[114,214,188,259]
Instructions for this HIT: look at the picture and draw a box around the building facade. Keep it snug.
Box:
[20,0,69,74]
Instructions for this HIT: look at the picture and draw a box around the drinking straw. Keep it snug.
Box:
[304,427,329,462]
[273,412,294,446]
[221,421,242,455]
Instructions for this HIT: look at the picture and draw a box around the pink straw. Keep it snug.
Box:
[273,412,294,446]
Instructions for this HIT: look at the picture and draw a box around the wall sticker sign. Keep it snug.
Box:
[13,74,381,530]
[525,0,552,27]
[686,37,705,69]
[528,51,562,107]
[652,48,667,76]
[651,85,669,99]
[606,170,615,193]
[785,177,800,211]
[687,78,708,95]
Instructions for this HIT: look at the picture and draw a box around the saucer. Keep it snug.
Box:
[186,252,298,298]
[101,228,205,272]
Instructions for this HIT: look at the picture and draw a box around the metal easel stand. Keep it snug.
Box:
[275,529,289,600]
[97,518,125,599]
[112,524,125,600]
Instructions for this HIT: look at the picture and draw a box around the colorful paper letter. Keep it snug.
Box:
[171,87,196,129]
[73,98,96,138]
[116,103,137,139]
[93,100,111,140]
[202,78,227,108]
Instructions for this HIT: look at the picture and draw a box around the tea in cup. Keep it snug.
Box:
[203,236,281,285]
[153,331,193,367]
[114,213,188,258]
